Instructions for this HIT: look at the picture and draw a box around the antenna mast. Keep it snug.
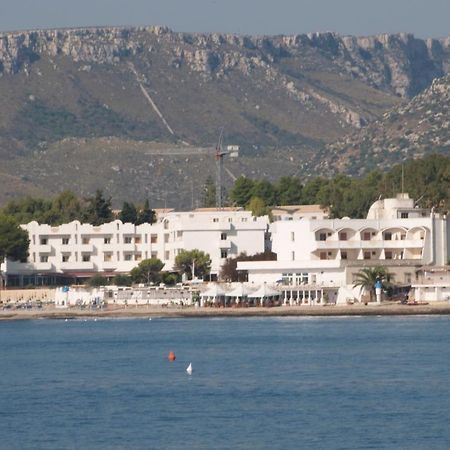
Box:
[215,128,225,208]
[215,128,240,208]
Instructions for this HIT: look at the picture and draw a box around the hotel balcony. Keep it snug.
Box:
[345,259,423,267]
[60,261,95,271]
[80,244,94,253]
[60,261,82,271]
[36,244,52,254]
[315,239,424,250]
[34,262,52,271]
[218,239,232,249]
[101,261,118,271]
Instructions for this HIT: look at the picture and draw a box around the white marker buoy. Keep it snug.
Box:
[186,363,192,375]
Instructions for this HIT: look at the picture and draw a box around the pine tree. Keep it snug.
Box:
[119,202,138,224]
[136,199,155,224]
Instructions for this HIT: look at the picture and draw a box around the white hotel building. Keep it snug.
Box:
[2,194,449,304]
[238,194,450,304]
[2,208,269,287]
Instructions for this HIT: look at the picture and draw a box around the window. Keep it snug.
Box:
[40,255,48,263]
[124,254,132,261]
[400,234,406,240]
[40,238,48,245]
[104,253,112,262]
[221,232,227,241]
[104,237,111,244]
[282,273,294,285]
[135,236,141,244]
[213,218,219,223]
[385,251,393,260]
[290,232,295,242]
[404,273,412,284]
[61,255,69,262]
[362,232,371,241]
[221,250,228,259]
[320,252,327,260]
[124,237,132,244]
[241,218,247,222]
[62,238,69,245]
[228,218,232,222]
[384,232,392,241]
[164,234,169,243]
[341,251,347,260]
[151,234,158,244]
[291,251,295,261]
[164,251,170,260]
[135,253,142,261]
[339,232,347,241]
[319,233,327,241]
[82,237,90,245]
[151,251,158,259]
[363,252,371,260]
[311,274,317,284]
[401,212,409,218]
[82,254,90,262]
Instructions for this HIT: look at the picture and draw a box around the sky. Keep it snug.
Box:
[0,0,449,38]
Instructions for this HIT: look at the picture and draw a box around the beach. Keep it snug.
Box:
[2,302,450,320]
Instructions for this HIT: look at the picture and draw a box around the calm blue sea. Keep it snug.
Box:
[1,316,450,449]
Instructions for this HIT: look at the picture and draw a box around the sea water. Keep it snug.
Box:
[1,316,450,449]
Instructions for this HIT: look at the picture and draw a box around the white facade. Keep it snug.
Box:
[3,208,269,283]
[411,267,450,302]
[239,194,450,304]
[271,204,329,222]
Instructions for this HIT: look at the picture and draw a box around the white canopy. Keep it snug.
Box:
[200,284,226,298]
[225,283,253,298]
[248,284,281,299]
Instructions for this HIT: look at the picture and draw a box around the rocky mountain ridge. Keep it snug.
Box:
[1,27,449,97]
[0,26,449,207]
[323,73,450,174]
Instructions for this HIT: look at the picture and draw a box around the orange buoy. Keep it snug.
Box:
[168,351,176,362]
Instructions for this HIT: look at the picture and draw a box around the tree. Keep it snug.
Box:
[136,199,155,225]
[220,251,277,282]
[175,249,211,280]
[119,202,138,224]
[130,258,165,284]
[1,196,52,224]
[85,190,113,225]
[202,176,216,208]
[251,179,277,206]
[353,266,394,302]
[113,275,132,286]
[0,215,30,289]
[246,196,271,217]
[276,176,303,205]
[161,272,180,286]
[229,176,255,206]
[46,190,86,224]
[86,275,108,287]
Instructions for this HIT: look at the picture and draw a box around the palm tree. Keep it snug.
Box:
[353,266,394,303]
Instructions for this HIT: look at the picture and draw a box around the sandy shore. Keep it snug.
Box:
[2,302,450,321]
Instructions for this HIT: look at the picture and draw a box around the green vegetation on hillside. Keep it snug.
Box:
[12,98,168,146]
[1,190,156,226]
[1,154,448,223]
[229,154,450,218]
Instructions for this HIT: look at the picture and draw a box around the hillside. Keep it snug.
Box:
[323,74,450,174]
[0,26,449,207]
